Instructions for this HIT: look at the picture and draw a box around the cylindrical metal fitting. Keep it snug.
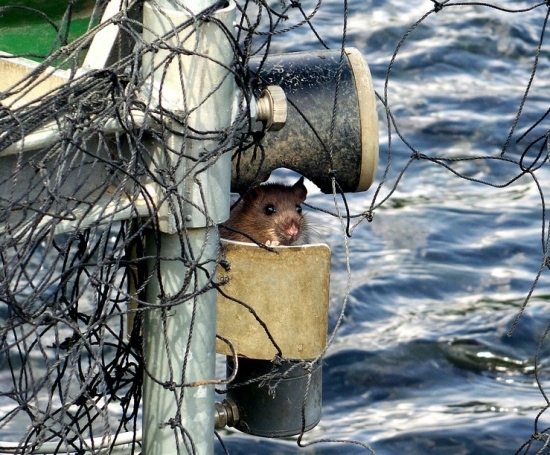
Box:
[226,357,323,438]
[214,398,240,429]
[231,47,379,194]
[255,86,287,131]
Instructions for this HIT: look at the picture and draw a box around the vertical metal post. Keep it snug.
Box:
[140,1,235,454]
[143,231,219,455]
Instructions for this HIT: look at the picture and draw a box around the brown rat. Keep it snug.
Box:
[220,177,309,246]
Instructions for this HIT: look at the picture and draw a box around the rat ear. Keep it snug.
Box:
[242,185,264,205]
[293,176,307,201]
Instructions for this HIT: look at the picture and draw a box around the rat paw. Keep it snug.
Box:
[265,240,280,247]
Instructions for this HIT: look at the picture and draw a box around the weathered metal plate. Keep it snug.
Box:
[216,240,330,360]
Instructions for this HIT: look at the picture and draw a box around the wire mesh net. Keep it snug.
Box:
[1,0,550,454]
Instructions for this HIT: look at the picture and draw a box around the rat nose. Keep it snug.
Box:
[285,223,299,238]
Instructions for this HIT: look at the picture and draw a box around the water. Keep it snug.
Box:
[2,1,550,454]
[217,1,550,454]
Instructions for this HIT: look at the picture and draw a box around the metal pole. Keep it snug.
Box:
[143,231,219,455]
[140,1,235,454]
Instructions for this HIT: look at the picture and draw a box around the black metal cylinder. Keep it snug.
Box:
[226,357,322,438]
[231,47,379,194]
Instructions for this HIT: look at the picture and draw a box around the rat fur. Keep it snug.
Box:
[220,177,309,246]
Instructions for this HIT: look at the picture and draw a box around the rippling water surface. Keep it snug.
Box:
[218,1,550,454]
[2,1,550,454]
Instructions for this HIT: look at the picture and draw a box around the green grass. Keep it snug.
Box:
[0,0,96,63]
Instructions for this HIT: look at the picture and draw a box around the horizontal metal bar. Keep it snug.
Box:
[0,111,151,156]
[1,187,152,243]
[0,430,142,454]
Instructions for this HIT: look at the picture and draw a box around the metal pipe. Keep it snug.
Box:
[140,1,235,455]
[0,112,151,156]
[143,230,219,455]
[0,431,142,454]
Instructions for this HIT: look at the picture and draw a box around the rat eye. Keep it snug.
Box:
[264,204,276,216]
[296,205,302,214]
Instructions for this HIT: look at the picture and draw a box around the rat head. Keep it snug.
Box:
[241,176,308,246]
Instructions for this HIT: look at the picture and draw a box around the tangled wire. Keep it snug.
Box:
[2,0,550,454]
